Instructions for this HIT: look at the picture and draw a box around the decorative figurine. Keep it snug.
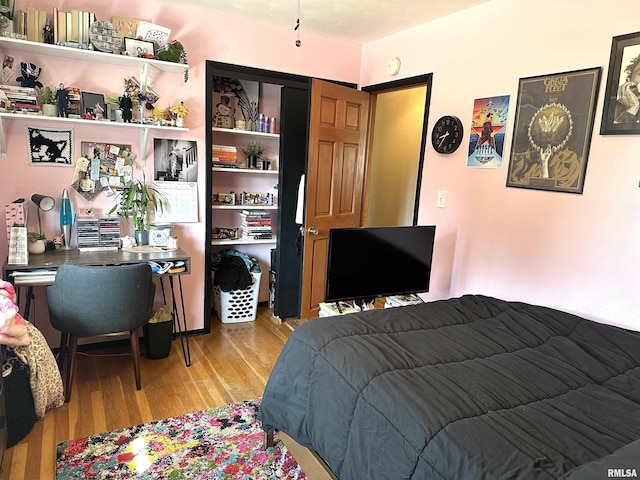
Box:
[15,62,43,88]
[119,91,133,123]
[42,22,54,44]
[56,83,70,117]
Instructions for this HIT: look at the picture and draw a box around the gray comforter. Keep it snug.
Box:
[258,295,640,479]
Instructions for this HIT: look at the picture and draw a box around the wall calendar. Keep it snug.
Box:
[153,181,198,223]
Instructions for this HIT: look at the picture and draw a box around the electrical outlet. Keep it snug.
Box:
[437,190,446,208]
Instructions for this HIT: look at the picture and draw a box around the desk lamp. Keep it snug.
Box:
[30,193,55,234]
[59,188,73,249]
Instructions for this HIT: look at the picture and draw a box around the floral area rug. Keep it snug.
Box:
[56,399,306,479]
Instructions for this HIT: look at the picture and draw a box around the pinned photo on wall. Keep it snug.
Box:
[27,127,73,165]
[467,95,510,169]
[153,138,198,182]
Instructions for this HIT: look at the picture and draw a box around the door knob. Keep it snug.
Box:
[307,227,318,236]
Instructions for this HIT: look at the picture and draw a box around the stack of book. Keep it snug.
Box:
[212,145,237,167]
[384,294,423,308]
[240,210,272,240]
[0,85,39,114]
[319,301,358,317]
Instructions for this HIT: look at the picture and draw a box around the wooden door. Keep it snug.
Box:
[300,79,370,319]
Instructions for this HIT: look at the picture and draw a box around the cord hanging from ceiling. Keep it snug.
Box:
[294,0,301,47]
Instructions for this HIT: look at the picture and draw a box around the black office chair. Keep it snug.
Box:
[46,263,156,402]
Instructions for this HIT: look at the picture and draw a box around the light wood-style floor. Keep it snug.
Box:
[0,306,297,480]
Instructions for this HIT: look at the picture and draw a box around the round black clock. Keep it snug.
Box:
[431,115,464,154]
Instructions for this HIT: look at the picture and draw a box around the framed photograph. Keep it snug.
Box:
[27,127,73,165]
[505,67,601,194]
[153,138,198,181]
[600,31,640,134]
[80,92,106,120]
[123,37,155,57]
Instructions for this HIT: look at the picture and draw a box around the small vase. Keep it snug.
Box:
[134,230,149,246]
[42,104,58,117]
[28,239,46,254]
[176,116,184,128]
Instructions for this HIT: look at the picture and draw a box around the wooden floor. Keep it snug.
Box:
[0,306,297,480]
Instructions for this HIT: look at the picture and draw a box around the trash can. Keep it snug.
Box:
[143,306,174,359]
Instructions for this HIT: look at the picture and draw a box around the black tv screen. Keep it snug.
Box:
[325,225,436,302]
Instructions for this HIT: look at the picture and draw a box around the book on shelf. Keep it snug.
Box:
[319,301,358,317]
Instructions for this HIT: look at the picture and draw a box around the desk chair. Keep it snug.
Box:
[46,263,155,402]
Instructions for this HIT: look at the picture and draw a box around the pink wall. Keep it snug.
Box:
[360,0,640,330]
[1,0,361,344]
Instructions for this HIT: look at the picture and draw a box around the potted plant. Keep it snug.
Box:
[241,141,264,169]
[38,85,57,117]
[27,231,46,254]
[109,169,167,246]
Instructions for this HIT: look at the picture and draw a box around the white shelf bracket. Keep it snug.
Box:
[0,115,6,161]
[140,127,149,166]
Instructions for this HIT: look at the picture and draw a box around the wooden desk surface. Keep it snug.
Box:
[3,247,191,284]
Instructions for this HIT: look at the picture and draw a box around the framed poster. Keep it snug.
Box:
[505,67,601,194]
[600,31,640,134]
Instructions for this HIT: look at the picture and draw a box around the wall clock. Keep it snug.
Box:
[431,115,464,154]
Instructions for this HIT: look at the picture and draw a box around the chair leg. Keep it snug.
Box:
[57,331,69,373]
[130,329,142,390]
[65,335,78,402]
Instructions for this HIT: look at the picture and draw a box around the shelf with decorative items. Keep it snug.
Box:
[0,36,190,161]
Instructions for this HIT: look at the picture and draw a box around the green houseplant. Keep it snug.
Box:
[27,231,46,254]
[241,141,264,169]
[38,85,57,116]
[109,170,167,246]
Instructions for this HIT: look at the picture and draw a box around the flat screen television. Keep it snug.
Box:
[325,225,436,303]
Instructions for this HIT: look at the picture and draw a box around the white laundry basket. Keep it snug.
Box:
[213,271,262,323]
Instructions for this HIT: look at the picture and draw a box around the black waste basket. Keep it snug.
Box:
[143,319,174,359]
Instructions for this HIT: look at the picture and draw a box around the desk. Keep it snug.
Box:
[2,247,192,367]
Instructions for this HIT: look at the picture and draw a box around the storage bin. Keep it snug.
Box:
[213,271,262,323]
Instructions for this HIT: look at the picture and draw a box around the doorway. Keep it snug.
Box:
[363,74,432,227]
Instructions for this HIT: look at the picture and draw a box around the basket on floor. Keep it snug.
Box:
[213,271,261,323]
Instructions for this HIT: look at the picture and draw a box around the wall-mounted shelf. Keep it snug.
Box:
[211,237,277,246]
[212,205,278,210]
[212,167,278,175]
[212,127,279,139]
[0,37,188,74]
[0,112,188,162]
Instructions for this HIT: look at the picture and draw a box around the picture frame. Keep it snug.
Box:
[600,31,640,134]
[80,92,107,120]
[505,67,601,194]
[123,37,155,57]
[153,138,198,182]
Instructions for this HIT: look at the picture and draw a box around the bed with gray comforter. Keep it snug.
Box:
[258,295,640,479]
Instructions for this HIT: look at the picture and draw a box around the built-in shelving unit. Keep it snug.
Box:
[0,37,189,161]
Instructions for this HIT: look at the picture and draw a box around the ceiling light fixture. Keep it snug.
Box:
[294,0,301,47]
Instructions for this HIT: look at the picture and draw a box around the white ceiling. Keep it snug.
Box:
[162,0,492,43]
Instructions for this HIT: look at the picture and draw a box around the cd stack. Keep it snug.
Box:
[240,210,272,240]
[76,215,120,251]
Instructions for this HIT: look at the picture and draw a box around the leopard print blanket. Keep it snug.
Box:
[11,322,64,417]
